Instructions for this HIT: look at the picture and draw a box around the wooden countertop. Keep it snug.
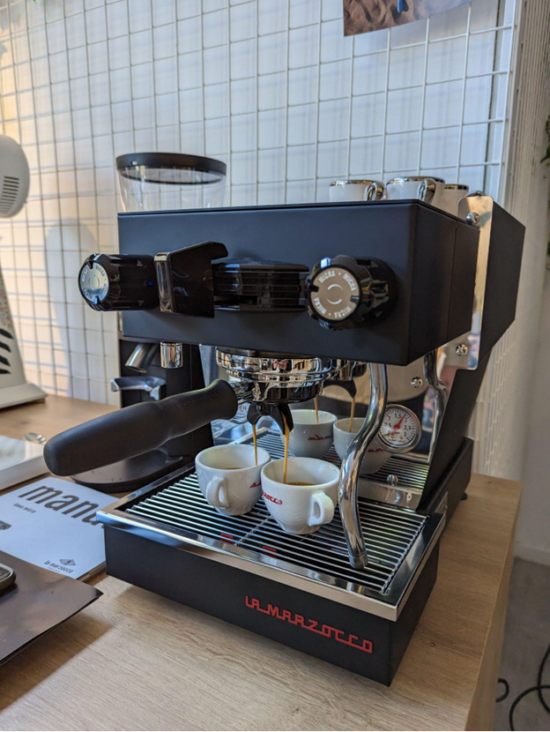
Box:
[0,396,521,731]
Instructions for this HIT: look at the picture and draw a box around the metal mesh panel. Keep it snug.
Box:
[0,0,541,485]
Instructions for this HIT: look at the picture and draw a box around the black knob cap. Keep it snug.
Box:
[307,255,396,330]
[79,253,158,311]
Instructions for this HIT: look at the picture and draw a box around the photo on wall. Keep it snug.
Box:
[343,0,472,35]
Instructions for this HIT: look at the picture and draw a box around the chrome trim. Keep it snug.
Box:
[357,463,427,508]
[338,363,387,569]
[443,193,494,370]
[125,342,156,373]
[387,176,445,183]
[160,341,184,369]
[423,350,448,462]
[154,252,171,312]
[217,349,349,403]
[431,491,448,517]
[110,376,165,401]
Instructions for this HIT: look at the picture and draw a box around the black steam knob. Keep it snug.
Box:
[306,255,396,330]
[79,253,158,311]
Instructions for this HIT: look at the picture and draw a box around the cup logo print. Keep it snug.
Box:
[307,434,332,441]
[262,490,283,505]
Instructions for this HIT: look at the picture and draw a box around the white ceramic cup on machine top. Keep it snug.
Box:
[385,176,445,208]
[195,444,270,516]
[329,179,385,202]
[281,409,337,459]
[261,457,340,535]
[438,183,469,215]
[333,417,390,475]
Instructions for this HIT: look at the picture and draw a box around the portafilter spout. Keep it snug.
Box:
[338,363,388,569]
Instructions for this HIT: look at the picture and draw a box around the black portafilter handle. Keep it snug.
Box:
[44,380,238,477]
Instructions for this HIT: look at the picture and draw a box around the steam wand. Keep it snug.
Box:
[338,363,388,570]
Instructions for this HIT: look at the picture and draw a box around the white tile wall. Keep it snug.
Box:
[0,0,516,411]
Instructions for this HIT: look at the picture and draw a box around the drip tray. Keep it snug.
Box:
[98,430,445,620]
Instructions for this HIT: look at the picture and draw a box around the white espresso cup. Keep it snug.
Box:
[385,176,445,207]
[329,179,385,202]
[333,418,390,475]
[438,183,469,215]
[281,409,337,459]
[261,457,340,534]
[195,444,270,516]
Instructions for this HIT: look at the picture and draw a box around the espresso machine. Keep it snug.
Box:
[44,194,524,685]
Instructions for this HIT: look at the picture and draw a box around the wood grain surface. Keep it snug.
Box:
[0,396,521,731]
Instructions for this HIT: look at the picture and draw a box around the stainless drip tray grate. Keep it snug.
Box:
[123,431,428,597]
[126,472,426,593]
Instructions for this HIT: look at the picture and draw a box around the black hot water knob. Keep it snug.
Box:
[306,255,396,330]
[78,253,158,311]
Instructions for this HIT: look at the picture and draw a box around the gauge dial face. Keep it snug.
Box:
[79,262,109,303]
[378,405,420,451]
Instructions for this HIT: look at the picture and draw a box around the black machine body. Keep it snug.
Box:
[46,198,524,685]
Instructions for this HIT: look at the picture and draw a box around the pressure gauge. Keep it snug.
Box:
[377,404,421,452]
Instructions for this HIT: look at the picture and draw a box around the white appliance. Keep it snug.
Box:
[0,135,46,409]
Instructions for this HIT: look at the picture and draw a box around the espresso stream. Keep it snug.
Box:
[252,423,258,465]
[283,416,290,484]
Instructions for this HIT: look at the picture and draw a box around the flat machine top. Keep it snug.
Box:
[118,198,465,219]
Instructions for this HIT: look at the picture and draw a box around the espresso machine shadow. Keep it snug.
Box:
[44,197,524,685]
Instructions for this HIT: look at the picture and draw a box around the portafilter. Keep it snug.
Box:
[44,348,351,477]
